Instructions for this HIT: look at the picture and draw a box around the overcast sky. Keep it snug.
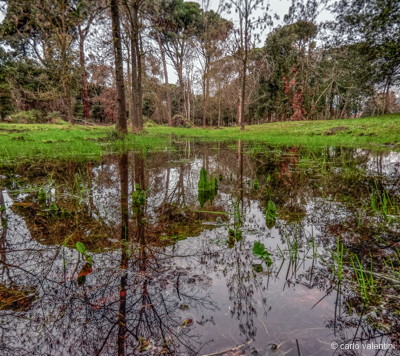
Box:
[193,0,334,43]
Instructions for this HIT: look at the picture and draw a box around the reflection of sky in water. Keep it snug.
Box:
[0,146,399,355]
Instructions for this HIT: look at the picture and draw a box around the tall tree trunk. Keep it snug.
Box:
[130,2,143,132]
[239,60,246,130]
[157,34,172,125]
[202,61,210,127]
[177,63,186,117]
[78,26,90,120]
[186,80,191,122]
[130,35,139,130]
[111,0,128,133]
[384,79,391,114]
[138,33,143,129]
[217,90,221,128]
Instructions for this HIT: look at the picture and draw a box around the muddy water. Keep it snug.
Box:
[0,142,399,356]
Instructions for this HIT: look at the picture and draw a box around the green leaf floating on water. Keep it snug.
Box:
[252,241,273,266]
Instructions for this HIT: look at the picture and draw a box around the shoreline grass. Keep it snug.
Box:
[146,114,400,149]
[0,114,399,164]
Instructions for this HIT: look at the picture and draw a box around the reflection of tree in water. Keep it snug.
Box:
[0,153,216,356]
[1,144,399,355]
[116,153,216,355]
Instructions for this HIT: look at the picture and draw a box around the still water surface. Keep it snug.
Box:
[0,142,399,355]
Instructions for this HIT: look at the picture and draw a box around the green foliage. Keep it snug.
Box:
[253,178,260,190]
[333,0,400,104]
[197,167,218,207]
[351,254,376,302]
[369,180,399,219]
[331,237,345,283]
[10,110,45,124]
[0,114,399,165]
[146,114,400,151]
[250,21,318,121]
[157,0,203,39]
[76,241,93,265]
[265,200,277,228]
[37,188,47,206]
[45,112,64,124]
[132,184,146,214]
[252,241,273,266]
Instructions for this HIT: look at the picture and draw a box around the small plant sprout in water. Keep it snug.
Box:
[265,200,277,228]
[350,254,376,302]
[75,242,93,286]
[284,233,300,265]
[369,179,399,220]
[331,237,345,284]
[383,249,400,280]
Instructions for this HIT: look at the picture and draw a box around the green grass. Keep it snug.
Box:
[0,114,399,164]
[0,123,167,164]
[146,114,400,149]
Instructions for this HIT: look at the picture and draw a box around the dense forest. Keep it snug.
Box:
[0,0,399,131]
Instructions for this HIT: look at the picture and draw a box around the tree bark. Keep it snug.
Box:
[239,63,246,130]
[157,34,172,125]
[129,1,143,132]
[202,60,210,127]
[111,0,128,133]
[78,26,90,120]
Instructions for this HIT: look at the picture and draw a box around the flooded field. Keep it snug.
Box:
[0,141,399,356]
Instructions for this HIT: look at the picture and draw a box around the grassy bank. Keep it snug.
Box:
[0,123,167,164]
[0,114,399,164]
[147,114,400,148]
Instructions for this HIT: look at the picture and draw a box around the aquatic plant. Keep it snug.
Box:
[369,180,399,220]
[76,242,93,286]
[331,237,345,284]
[265,200,277,228]
[76,242,93,265]
[351,254,375,302]
[252,241,273,267]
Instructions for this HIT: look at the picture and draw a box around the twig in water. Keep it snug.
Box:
[296,339,302,356]
[201,339,253,356]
